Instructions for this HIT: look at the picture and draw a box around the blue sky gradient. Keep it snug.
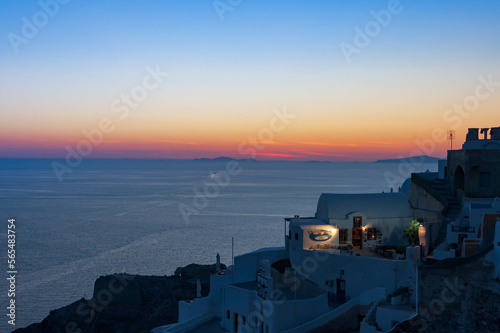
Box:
[1,0,499,160]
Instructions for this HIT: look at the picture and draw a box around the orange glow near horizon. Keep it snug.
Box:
[2,1,500,162]
[2,92,498,161]
[0,131,457,161]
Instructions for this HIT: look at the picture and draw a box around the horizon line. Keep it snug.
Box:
[0,154,445,163]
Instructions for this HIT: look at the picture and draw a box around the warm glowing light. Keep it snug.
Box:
[418,224,426,246]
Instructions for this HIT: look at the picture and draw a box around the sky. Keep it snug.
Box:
[1,0,499,161]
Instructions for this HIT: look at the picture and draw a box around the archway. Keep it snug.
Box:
[454,165,465,197]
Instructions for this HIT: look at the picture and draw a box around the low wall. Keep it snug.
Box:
[282,288,386,333]
[422,244,493,270]
[233,247,288,282]
[164,312,216,333]
[178,297,210,322]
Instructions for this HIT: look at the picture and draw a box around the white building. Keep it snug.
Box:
[432,198,500,259]
[494,221,500,280]
[314,193,413,248]
[153,192,420,333]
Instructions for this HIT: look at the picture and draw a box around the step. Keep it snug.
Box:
[367,305,378,325]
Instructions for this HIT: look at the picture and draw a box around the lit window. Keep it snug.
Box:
[339,229,348,243]
[367,228,377,240]
[353,216,362,228]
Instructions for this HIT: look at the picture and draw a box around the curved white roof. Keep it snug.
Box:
[315,193,411,221]
[400,178,411,194]
[462,140,500,150]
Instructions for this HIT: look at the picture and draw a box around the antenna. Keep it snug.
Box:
[231,237,234,272]
[447,130,455,150]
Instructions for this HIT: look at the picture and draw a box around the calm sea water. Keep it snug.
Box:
[0,159,436,330]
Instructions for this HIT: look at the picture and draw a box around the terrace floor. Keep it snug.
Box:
[188,318,225,333]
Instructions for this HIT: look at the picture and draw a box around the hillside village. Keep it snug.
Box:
[153,127,500,333]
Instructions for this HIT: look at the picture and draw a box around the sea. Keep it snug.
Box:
[0,158,437,330]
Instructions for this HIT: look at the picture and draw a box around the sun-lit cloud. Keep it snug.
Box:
[295,151,348,157]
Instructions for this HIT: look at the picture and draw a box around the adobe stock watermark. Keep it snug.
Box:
[237,107,296,159]
[7,0,72,54]
[213,0,244,21]
[339,0,404,64]
[402,276,467,332]
[178,107,296,224]
[52,65,168,182]
[384,74,500,188]
[64,274,135,332]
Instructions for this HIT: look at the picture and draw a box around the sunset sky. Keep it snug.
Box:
[1,0,499,161]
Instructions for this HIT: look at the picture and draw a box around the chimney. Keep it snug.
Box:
[490,127,500,140]
[466,128,479,141]
[480,128,490,140]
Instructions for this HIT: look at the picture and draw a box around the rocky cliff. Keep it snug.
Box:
[13,263,225,333]
[391,255,499,333]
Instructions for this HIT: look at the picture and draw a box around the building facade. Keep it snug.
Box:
[446,127,500,200]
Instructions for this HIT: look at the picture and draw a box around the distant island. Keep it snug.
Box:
[191,156,442,164]
[374,155,442,164]
[193,156,256,162]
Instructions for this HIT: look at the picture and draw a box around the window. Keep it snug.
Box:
[367,228,377,240]
[479,172,491,187]
[353,216,362,228]
[339,229,348,243]
[339,269,345,275]
[227,310,230,320]
[294,233,299,240]
[242,316,246,326]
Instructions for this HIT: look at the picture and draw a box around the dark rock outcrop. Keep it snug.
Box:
[391,256,499,333]
[13,263,225,333]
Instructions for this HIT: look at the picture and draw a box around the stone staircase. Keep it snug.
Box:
[426,179,462,247]
[366,305,380,329]
[361,301,382,332]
